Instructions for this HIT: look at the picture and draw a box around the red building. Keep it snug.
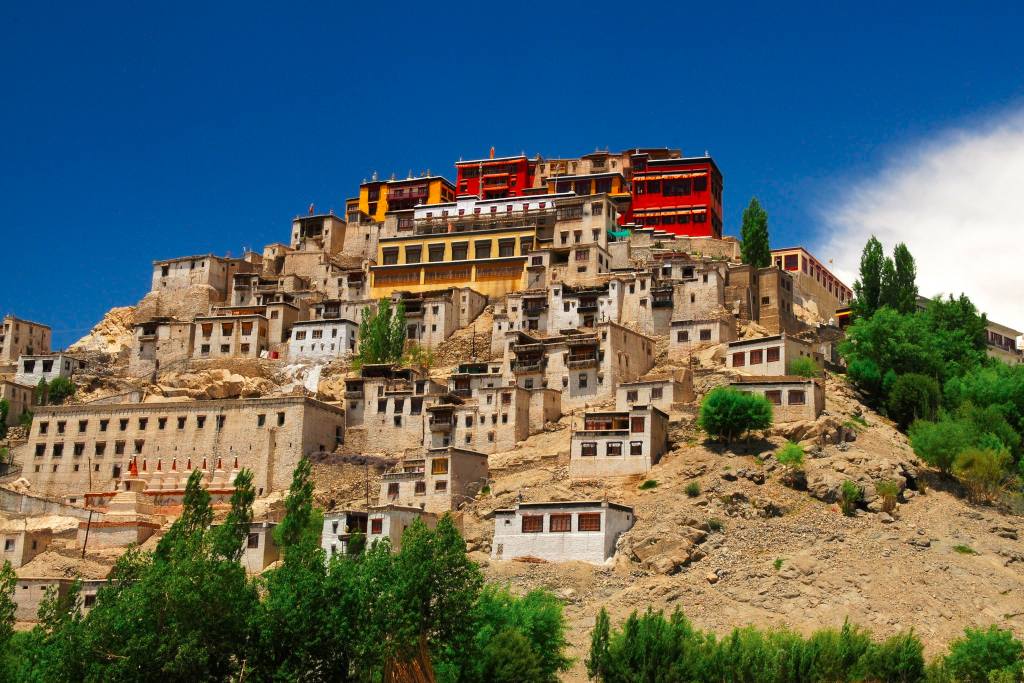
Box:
[628,153,723,238]
[455,154,536,199]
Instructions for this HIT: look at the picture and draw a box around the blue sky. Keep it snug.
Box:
[3,2,1024,346]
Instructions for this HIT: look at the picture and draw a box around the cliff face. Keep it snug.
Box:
[69,306,136,355]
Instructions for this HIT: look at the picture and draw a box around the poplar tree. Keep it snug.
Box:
[356,299,407,366]
[853,236,885,317]
[739,197,771,268]
[891,243,918,314]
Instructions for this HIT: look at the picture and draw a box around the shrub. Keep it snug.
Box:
[788,356,820,378]
[698,387,773,444]
[0,400,7,439]
[402,342,434,369]
[17,411,32,431]
[46,377,76,405]
[859,631,926,682]
[953,448,1012,504]
[953,544,977,555]
[775,441,804,469]
[356,299,406,366]
[909,418,978,473]
[707,518,724,532]
[875,479,900,514]
[684,482,700,497]
[773,558,783,571]
[886,373,941,430]
[839,480,863,516]
[638,480,658,490]
[943,626,1024,682]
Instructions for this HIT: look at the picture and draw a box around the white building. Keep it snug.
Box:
[288,318,359,360]
[321,510,369,559]
[366,504,437,552]
[569,405,669,479]
[726,334,821,376]
[15,353,84,387]
[615,373,694,413]
[491,500,634,564]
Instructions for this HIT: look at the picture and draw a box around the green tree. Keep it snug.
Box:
[875,479,900,514]
[356,298,407,367]
[46,376,76,405]
[18,410,32,431]
[0,399,7,439]
[943,626,1023,683]
[839,480,863,515]
[886,373,941,430]
[739,197,771,268]
[853,236,885,317]
[776,441,805,488]
[890,243,918,314]
[909,417,978,474]
[480,629,545,683]
[880,255,898,310]
[34,378,48,405]
[0,560,16,648]
[698,387,773,444]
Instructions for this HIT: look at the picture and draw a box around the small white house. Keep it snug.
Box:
[320,510,369,559]
[15,353,84,387]
[366,504,437,552]
[288,318,358,360]
[491,500,635,564]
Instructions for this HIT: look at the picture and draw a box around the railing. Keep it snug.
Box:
[512,343,543,353]
[343,390,363,399]
[567,358,598,370]
[512,361,544,373]
[428,419,452,432]
[566,336,599,347]
[383,470,425,482]
[575,429,629,438]
[576,302,598,313]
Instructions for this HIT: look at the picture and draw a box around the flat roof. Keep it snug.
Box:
[728,334,785,347]
[30,395,346,417]
[456,155,528,165]
[2,315,51,330]
[495,500,634,514]
[291,318,358,327]
[583,405,669,419]
[731,375,821,386]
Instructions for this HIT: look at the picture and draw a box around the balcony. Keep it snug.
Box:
[576,302,598,313]
[511,342,543,353]
[512,360,544,373]
[567,357,598,370]
[576,428,629,438]
[566,335,599,348]
[383,470,424,482]
[343,390,363,399]
[428,418,452,433]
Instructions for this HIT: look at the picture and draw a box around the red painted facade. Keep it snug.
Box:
[455,155,536,199]
[628,154,723,238]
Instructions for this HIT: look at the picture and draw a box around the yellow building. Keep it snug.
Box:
[544,172,629,198]
[370,226,536,299]
[357,175,456,223]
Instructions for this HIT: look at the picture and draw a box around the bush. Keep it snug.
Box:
[684,482,700,497]
[909,418,978,473]
[17,411,32,431]
[886,373,941,430]
[859,631,926,682]
[943,626,1024,682]
[875,479,900,514]
[0,400,7,439]
[788,356,820,378]
[638,480,658,490]
[775,441,804,469]
[953,448,1012,504]
[45,377,76,405]
[839,480,863,516]
[698,387,773,444]
[707,518,724,532]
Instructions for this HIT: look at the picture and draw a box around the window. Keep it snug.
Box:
[35,444,45,457]
[52,444,64,458]
[216,415,226,430]
[522,515,543,533]
[382,248,399,265]
[57,421,66,434]
[405,245,422,263]
[578,373,588,389]
[114,441,125,455]
[158,417,167,430]
[676,330,689,343]
[138,418,148,430]
[577,513,601,531]
[95,442,106,456]
[699,329,712,341]
[247,533,260,549]
[3,539,13,551]
[78,420,88,433]
[626,390,638,402]
[498,239,515,257]
[788,390,807,405]
[581,442,597,457]
[387,483,399,498]
[630,417,645,433]
[393,415,402,427]
[732,352,746,367]
[451,242,468,260]
[371,518,383,534]
[177,416,186,429]
[74,443,85,456]
[277,412,285,426]
[750,349,763,365]
[761,296,770,305]
[474,240,492,259]
[134,439,145,454]
[415,481,426,495]
[119,419,128,431]
[765,390,783,405]
[549,514,571,532]
[766,347,781,363]
[39,421,49,435]
[428,244,445,262]
[606,441,623,456]
[630,441,643,456]
[575,248,590,262]
[434,480,448,492]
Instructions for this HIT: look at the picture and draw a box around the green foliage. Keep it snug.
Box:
[402,341,435,369]
[0,560,16,648]
[876,479,900,514]
[698,387,773,444]
[46,376,76,405]
[853,235,885,317]
[740,197,771,268]
[788,355,820,378]
[34,378,48,405]
[886,373,941,430]
[883,243,919,314]
[586,609,929,683]
[909,417,978,473]
[946,363,1024,441]
[776,441,805,469]
[685,481,701,497]
[839,480,863,516]
[773,558,783,571]
[943,626,1023,682]
[953,544,977,555]
[638,479,658,490]
[953,447,1012,504]
[356,298,407,366]
[707,518,724,532]
[18,409,32,430]
[0,399,7,439]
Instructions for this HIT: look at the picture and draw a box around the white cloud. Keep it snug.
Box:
[816,109,1024,331]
